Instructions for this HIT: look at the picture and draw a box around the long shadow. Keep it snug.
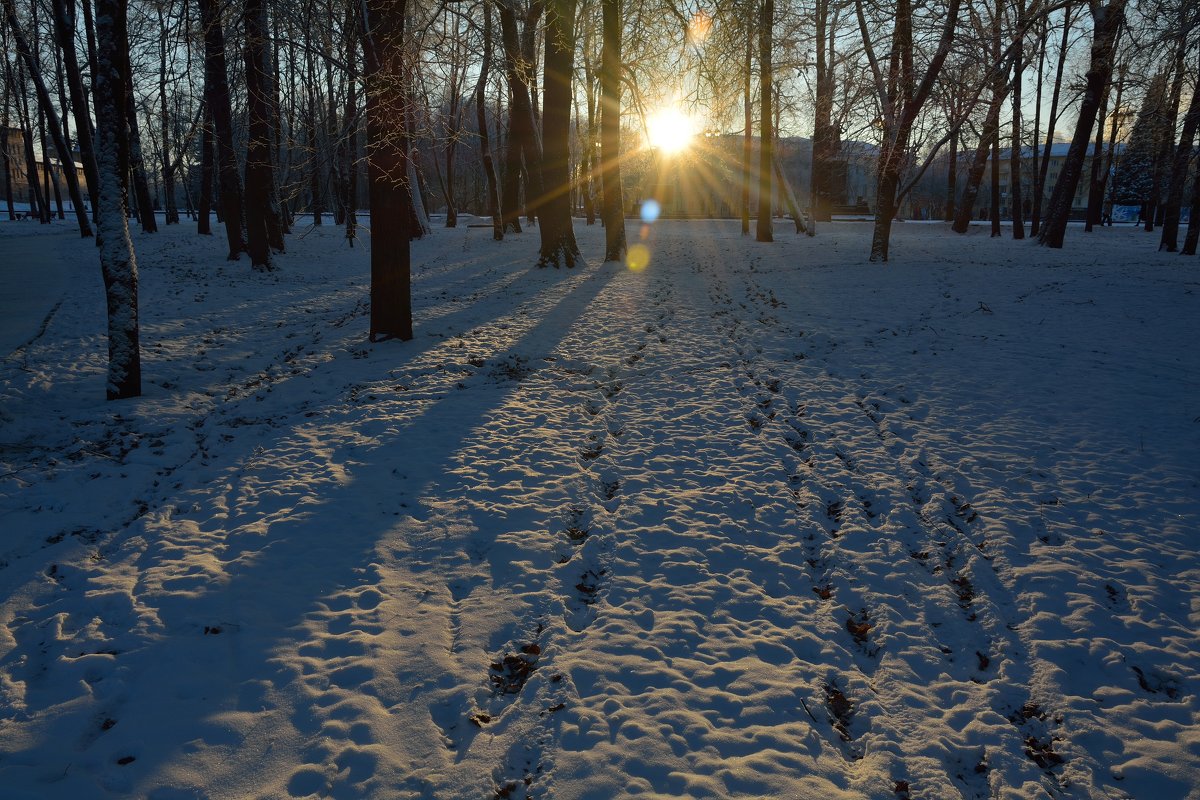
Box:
[100,258,622,795]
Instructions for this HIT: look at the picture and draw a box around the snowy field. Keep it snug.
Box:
[0,217,1198,799]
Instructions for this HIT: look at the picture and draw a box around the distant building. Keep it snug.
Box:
[912,142,1137,222]
[1,125,89,212]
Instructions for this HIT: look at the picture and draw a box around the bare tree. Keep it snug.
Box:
[858,0,963,261]
[3,0,92,236]
[1039,0,1127,249]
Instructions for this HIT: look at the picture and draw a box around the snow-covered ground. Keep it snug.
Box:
[1,216,1198,799]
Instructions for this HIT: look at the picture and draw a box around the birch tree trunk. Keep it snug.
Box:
[94,0,141,399]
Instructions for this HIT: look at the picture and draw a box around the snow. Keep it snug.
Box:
[1,215,1198,799]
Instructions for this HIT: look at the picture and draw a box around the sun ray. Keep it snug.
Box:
[646,105,696,156]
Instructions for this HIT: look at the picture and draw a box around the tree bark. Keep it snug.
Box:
[475,0,503,240]
[198,104,214,234]
[1145,30,1186,233]
[364,0,413,340]
[157,3,179,224]
[344,6,359,244]
[1183,164,1200,255]
[197,0,244,258]
[1039,0,1126,249]
[1,77,15,219]
[944,129,957,221]
[1010,7,1025,240]
[1159,51,1200,252]
[124,69,158,232]
[498,0,542,233]
[50,0,98,214]
[243,0,283,268]
[600,0,625,260]
[741,30,752,235]
[537,0,580,267]
[94,0,141,399]
[811,0,834,222]
[1084,78,1111,232]
[1031,3,1072,237]
[755,0,774,242]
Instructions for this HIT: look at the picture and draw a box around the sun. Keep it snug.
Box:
[646,105,696,156]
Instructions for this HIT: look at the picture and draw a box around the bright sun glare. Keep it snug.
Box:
[646,106,695,155]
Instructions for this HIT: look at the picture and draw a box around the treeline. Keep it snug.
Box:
[2,0,1198,398]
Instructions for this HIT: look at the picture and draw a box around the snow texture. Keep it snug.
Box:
[1,217,1198,799]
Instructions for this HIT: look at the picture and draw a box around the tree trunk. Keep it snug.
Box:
[3,0,92,235]
[1145,32,1186,234]
[1,79,15,219]
[364,0,413,340]
[158,4,179,224]
[1010,10,1025,240]
[243,0,282,268]
[1031,3,1072,237]
[39,108,64,220]
[536,0,579,267]
[94,0,141,399]
[1100,64,1125,225]
[475,0,503,240]
[1183,165,1200,255]
[811,0,834,222]
[773,152,807,233]
[945,129,957,221]
[498,0,542,233]
[581,24,596,227]
[1084,78,1111,232]
[344,7,358,245]
[755,0,774,242]
[864,0,961,261]
[50,0,99,214]
[1159,52,1200,252]
[600,0,625,260]
[1029,15,1045,233]
[124,71,158,232]
[198,0,245,258]
[952,97,1004,233]
[1039,0,1125,249]
[990,126,1001,236]
[741,31,752,235]
[198,105,214,234]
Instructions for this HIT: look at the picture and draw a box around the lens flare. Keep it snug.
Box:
[640,199,661,224]
[646,107,695,155]
[626,243,651,271]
